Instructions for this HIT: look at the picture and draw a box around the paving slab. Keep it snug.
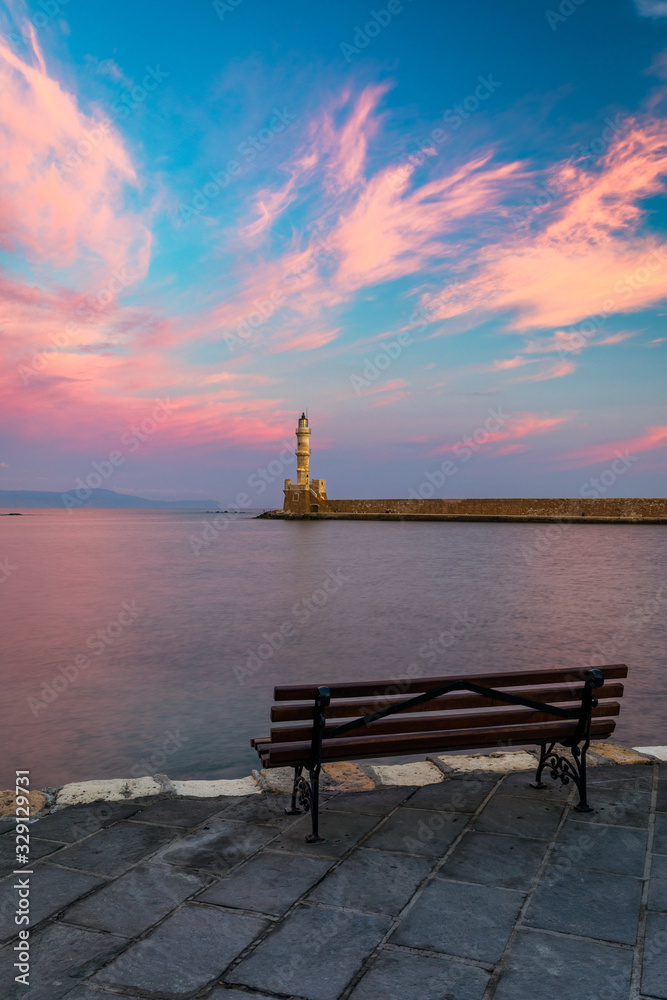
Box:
[269,809,380,858]
[53,820,178,876]
[654,812,667,855]
[222,792,308,827]
[525,866,642,944]
[649,853,667,911]
[208,991,283,1000]
[62,861,212,936]
[228,903,390,1000]
[390,877,524,963]
[129,796,241,828]
[501,770,572,800]
[153,818,277,873]
[200,850,333,915]
[473,794,564,840]
[569,788,653,828]
[0,923,127,1000]
[307,847,433,915]
[92,903,267,997]
[0,863,105,943]
[347,947,490,1000]
[642,911,667,999]
[440,831,548,890]
[321,785,414,814]
[59,987,114,999]
[552,820,648,877]
[492,928,634,1000]
[0,835,64,878]
[31,801,144,842]
[404,777,499,813]
[587,763,654,790]
[364,807,467,856]
[657,765,667,812]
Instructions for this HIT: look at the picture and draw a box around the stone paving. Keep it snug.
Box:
[1,762,666,999]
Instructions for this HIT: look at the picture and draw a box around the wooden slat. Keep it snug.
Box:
[250,737,269,749]
[270,682,625,723]
[270,702,620,744]
[272,665,628,701]
[266,718,616,767]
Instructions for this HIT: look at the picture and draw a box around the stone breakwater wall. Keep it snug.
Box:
[265,497,667,521]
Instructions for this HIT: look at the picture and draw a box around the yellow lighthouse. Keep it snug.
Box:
[283,412,328,513]
[295,412,310,487]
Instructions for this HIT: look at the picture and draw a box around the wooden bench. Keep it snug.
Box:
[252,664,627,841]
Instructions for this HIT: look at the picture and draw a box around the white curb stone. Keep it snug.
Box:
[633,746,667,761]
[170,777,259,797]
[55,774,260,806]
[56,777,162,806]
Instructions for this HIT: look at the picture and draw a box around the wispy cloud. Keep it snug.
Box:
[560,425,667,466]
[635,1,667,18]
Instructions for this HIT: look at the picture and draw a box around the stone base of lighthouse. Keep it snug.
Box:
[283,478,330,514]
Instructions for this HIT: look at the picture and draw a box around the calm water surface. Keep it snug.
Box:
[1,510,665,787]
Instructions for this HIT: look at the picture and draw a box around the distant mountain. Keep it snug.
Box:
[0,488,222,510]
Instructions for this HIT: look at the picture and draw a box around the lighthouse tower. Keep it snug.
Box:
[295,412,310,487]
[283,412,327,513]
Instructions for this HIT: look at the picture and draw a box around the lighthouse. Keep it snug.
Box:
[283,412,327,513]
[295,412,310,487]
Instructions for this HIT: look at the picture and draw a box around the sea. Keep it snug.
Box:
[1,509,665,788]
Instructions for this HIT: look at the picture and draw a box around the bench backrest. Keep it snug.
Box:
[258,664,627,768]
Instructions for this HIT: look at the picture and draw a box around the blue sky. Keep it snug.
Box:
[1,0,666,503]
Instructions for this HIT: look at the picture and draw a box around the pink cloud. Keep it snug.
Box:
[416,117,667,339]
[559,425,667,467]
[488,356,577,381]
[363,378,408,396]
[491,355,532,369]
[430,412,571,457]
[0,33,150,284]
[511,358,577,382]
[491,443,529,456]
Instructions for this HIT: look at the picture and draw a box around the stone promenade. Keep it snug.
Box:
[1,762,666,999]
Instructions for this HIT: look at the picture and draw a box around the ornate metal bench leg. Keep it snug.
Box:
[529,742,551,789]
[305,764,324,843]
[572,742,593,813]
[285,765,303,815]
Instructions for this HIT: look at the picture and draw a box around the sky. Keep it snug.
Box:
[0,0,666,505]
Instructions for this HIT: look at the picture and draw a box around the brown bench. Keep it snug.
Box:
[252,664,627,841]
